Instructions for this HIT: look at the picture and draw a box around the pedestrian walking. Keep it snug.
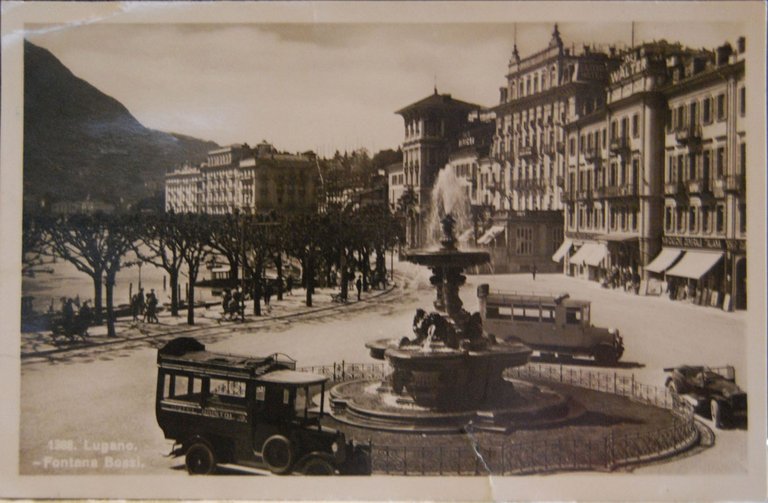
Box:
[222,289,232,318]
[62,298,75,326]
[532,263,537,280]
[286,276,293,296]
[137,288,146,321]
[264,281,273,307]
[355,275,362,301]
[131,294,140,322]
[147,289,159,323]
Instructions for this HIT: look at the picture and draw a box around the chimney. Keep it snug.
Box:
[716,43,733,66]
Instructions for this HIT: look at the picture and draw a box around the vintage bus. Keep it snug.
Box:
[477,284,624,364]
[155,337,369,475]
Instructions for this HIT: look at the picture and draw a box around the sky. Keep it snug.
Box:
[26,21,744,156]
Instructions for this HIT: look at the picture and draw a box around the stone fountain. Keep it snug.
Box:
[330,213,573,432]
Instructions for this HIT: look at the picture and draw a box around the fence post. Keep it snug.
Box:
[613,372,617,394]
[560,363,563,382]
[422,446,425,475]
[333,363,337,382]
[385,446,389,474]
[342,360,346,381]
[439,446,443,475]
[631,373,635,397]
[501,444,505,475]
[403,446,407,475]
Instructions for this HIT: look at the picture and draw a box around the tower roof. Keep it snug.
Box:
[396,90,481,116]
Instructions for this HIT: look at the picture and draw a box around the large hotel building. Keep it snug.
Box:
[165,141,317,215]
[390,28,747,309]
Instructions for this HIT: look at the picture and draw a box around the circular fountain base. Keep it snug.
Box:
[330,378,581,433]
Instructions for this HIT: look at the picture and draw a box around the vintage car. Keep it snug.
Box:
[155,337,369,475]
[477,284,624,365]
[664,365,748,428]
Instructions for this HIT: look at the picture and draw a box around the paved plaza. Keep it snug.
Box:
[19,263,748,475]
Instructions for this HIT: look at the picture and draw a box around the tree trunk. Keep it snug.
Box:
[105,270,117,337]
[305,256,313,307]
[252,274,262,316]
[92,273,103,325]
[274,254,284,301]
[340,250,348,300]
[187,265,197,325]
[362,247,370,291]
[170,270,180,316]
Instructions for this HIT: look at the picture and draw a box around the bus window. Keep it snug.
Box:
[583,305,590,324]
[541,307,555,323]
[255,385,266,401]
[283,388,291,405]
[513,304,539,322]
[210,378,247,406]
[162,373,171,398]
[295,387,307,415]
[487,305,512,320]
[566,308,582,324]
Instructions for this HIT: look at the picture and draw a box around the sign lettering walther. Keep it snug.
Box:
[662,236,746,253]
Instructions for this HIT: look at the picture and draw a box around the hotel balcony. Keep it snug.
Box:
[686,178,709,195]
[664,181,685,196]
[540,143,556,158]
[675,125,702,146]
[609,136,630,154]
[518,144,538,160]
[583,147,600,162]
[598,184,637,198]
[725,174,745,193]
[560,190,576,203]
[711,177,725,198]
[577,188,593,200]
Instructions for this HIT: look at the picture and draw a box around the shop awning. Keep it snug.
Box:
[477,225,506,245]
[584,243,608,266]
[645,248,684,274]
[551,239,573,262]
[599,233,638,242]
[665,250,723,280]
[570,243,597,265]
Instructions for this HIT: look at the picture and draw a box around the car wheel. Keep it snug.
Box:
[262,435,294,474]
[710,400,723,428]
[185,442,216,475]
[593,346,618,366]
[299,456,336,475]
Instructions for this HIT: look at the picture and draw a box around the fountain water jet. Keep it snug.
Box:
[426,165,473,248]
[329,213,577,432]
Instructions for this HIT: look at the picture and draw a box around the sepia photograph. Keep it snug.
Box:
[1,1,765,501]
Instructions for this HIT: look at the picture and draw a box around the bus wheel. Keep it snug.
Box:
[593,346,618,366]
[185,442,216,475]
[299,455,336,475]
[710,400,723,428]
[262,435,294,474]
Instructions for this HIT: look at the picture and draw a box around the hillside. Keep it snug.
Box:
[23,40,219,208]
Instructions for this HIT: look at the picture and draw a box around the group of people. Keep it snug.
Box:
[130,288,159,323]
[58,297,94,332]
[601,266,640,294]
[221,287,245,319]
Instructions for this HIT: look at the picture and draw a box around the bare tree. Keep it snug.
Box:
[179,214,211,325]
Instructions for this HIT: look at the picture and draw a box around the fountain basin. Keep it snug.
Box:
[404,248,490,269]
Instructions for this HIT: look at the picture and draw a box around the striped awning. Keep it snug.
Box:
[552,239,573,262]
[666,250,723,280]
[570,243,608,267]
[645,248,684,274]
[477,225,506,245]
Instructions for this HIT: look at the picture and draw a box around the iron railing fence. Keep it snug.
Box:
[299,362,698,475]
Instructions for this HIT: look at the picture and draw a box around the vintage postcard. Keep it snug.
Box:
[1,1,765,501]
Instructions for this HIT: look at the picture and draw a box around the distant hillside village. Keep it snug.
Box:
[90,26,747,312]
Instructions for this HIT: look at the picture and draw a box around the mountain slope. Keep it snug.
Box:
[23,40,219,207]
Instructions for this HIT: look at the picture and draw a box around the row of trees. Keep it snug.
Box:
[22,205,404,336]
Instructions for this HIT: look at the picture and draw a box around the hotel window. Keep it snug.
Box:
[665,207,673,232]
[716,147,725,177]
[688,207,697,233]
[602,128,607,148]
[702,97,712,124]
[668,155,675,181]
[716,205,725,233]
[716,94,726,121]
[702,150,711,181]
[621,210,627,231]
[702,207,711,233]
[611,120,617,138]
[677,207,685,232]
[739,203,746,233]
[569,138,575,156]
[666,108,673,132]
[739,87,746,116]
[632,114,639,138]
[740,143,746,172]
[516,227,533,255]
[676,106,685,129]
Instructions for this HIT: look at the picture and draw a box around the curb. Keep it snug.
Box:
[21,283,399,360]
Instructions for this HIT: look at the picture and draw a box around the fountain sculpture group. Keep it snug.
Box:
[330,213,573,432]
